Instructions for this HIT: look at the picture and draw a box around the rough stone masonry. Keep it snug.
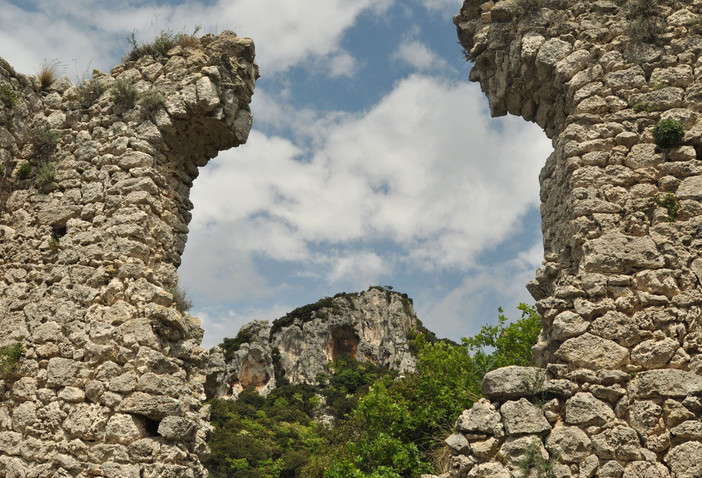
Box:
[438,1,702,477]
[0,32,257,477]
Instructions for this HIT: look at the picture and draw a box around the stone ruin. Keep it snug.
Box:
[438,1,702,477]
[0,32,257,477]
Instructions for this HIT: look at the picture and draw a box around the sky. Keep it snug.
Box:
[0,0,553,348]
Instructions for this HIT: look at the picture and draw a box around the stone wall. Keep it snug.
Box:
[442,1,702,477]
[0,32,257,477]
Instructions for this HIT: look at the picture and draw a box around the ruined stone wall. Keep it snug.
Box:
[440,1,702,477]
[0,32,257,477]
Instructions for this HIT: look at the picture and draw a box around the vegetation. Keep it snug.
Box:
[111,77,140,109]
[653,118,685,148]
[15,162,31,180]
[37,59,63,89]
[138,88,166,114]
[167,284,192,312]
[37,160,56,184]
[125,27,202,62]
[0,84,19,110]
[70,78,108,107]
[515,0,545,16]
[517,440,558,477]
[654,192,681,222]
[0,343,23,373]
[207,304,542,478]
[626,0,662,44]
[30,125,60,160]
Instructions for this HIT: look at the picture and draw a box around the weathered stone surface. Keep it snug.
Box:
[631,370,702,398]
[555,333,629,369]
[580,234,664,274]
[546,426,592,463]
[565,392,614,426]
[664,442,702,478]
[481,366,547,400]
[591,425,641,460]
[500,398,551,435]
[455,399,504,437]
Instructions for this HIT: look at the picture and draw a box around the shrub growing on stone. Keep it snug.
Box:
[37,59,63,89]
[653,119,685,147]
[111,77,140,109]
[654,192,681,222]
[30,125,60,159]
[125,27,202,61]
[15,162,31,180]
[0,84,19,110]
[0,343,23,373]
[138,88,166,114]
[37,160,56,184]
[168,285,192,312]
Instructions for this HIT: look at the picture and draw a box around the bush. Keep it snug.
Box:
[0,343,23,373]
[653,119,685,147]
[627,0,663,43]
[138,88,166,114]
[167,284,192,312]
[37,59,63,89]
[30,125,60,159]
[70,78,108,107]
[37,160,56,184]
[654,192,681,222]
[111,77,140,109]
[0,84,19,110]
[125,27,202,61]
[15,162,31,180]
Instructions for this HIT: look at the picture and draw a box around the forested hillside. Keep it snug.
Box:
[206,304,541,477]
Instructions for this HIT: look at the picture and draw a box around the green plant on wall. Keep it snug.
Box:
[37,160,56,184]
[30,125,60,160]
[111,77,140,109]
[0,343,24,373]
[518,440,558,477]
[626,0,663,43]
[15,162,32,180]
[654,193,681,222]
[653,119,685,147]
[0,84,19,110]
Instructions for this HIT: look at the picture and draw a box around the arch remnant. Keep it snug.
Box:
[443,1,702,477]
[0,32,257,476]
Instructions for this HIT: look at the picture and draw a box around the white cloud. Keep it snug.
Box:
[196,303,292,348]
[0,0,392,77]
[392,39,450,72]
[184,75,551,307]
[416,0,464,14]
[416,239,544,341]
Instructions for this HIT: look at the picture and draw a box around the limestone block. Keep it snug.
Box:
[535,39,573,76]
[581,234,664,274]
[470,437,500,459]
[631,338,679,369]
[565,392,614,425]
[445,433,470,455]
[591,425,641,460]
[622,461,670,478]
[157,416,197,441]
[604,66,646,91]
[590,311,640,347]
[500,398,551,435]
[631,369,702,398]
[481,366,547,400]
[455,398,504,437]
[466,462,510,478]
[664,442,702,478]
[63,403,108,441]
[625,144,663,170]
[46,357,81,387]
[555,333,629,369]
[669,420,702,439]
[546,426,592,463]
[117,392,181,420]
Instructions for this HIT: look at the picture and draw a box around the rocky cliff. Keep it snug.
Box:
[0,32,256,477]
[205,286,419,399]
[439,1,702,477]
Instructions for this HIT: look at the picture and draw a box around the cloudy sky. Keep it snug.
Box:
[1,0,552,347]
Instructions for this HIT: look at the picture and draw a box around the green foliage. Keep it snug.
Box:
[221,329,256,361]
[15,162,32,180]
[48,235,60,251]
[632,102,650,113]
[71,78,108,107]
[167,284,192,312]
[626,0,662,43]
[208,304,542,478]
[270,296,337,336]
[125,27,202,62]
[111,77,140,109]
[30,125,60,160]
[517,440,558,477]
[653,119,685,148]
[0,84,19,110]
[37,160,56,184]
[0,343,23,373]
[654,192,681,222]
[463,303,542,372]
[138,88,166,114]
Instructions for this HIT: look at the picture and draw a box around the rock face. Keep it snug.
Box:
[438,1,702,477]
[206,287,419,398]
[0,32,257,476]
